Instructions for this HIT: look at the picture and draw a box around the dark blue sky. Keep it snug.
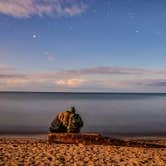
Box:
[0,0,166,92]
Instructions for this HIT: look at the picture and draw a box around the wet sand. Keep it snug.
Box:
[0,137,166,166]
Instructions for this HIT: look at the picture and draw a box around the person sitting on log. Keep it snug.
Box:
[49,106,83,133]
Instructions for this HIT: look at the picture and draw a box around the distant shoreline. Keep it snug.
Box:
[0,91,166,94]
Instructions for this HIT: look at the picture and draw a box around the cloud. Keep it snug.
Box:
[0,64,14,72]
[55,78,86,87]
[60,67,149,76]
[0,0,88,18]
[148,80,166,87]
[0,64,27,79]
[4,78,29,87]
[0,74,27,79]
[1,64,166,91]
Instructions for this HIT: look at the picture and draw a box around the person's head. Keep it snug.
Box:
[69,106,76,113]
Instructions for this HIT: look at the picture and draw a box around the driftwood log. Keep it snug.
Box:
[48,132,105,145]
[48,132,166,148]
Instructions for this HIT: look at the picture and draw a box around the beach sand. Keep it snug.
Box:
[0,137,166,166]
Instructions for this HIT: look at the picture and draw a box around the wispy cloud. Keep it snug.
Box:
[55,78,86,87]
[1,64,166,91]
[0,74,27,79]
[148,80,166,87]
[0,64,13,72]
[59,67,149,76]
[0,64,27,79]
[0,0,88,18]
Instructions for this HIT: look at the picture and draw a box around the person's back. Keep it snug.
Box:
[50,112,65,132]
[49,106,83,133]
[57,111,71,127]
[67,112,83,133]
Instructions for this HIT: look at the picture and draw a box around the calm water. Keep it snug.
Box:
[0,92,166,136]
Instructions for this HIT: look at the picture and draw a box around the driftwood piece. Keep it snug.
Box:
[47,132,166,148]
[48,132,103,144]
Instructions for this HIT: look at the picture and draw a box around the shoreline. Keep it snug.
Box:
[1,134,166,148]
[1,133,166,139]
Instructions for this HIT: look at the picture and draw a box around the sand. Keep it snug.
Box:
[0,137,166,166]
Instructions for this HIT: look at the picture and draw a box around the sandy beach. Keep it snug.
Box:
[0,136,166,166]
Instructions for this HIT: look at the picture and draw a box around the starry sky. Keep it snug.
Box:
[0,0,166,92]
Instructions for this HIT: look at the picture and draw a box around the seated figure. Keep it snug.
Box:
[49,106,83,133]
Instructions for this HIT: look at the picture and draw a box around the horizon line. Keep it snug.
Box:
[0,91,166,94]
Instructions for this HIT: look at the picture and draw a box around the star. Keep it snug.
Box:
[32,34,37,39]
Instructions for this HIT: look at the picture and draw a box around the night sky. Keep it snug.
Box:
[0,0,166,92]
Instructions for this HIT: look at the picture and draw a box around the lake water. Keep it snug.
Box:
[0,92,166,136]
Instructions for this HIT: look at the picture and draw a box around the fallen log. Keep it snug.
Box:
[48,132,103,144]
[47,132,166,148]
